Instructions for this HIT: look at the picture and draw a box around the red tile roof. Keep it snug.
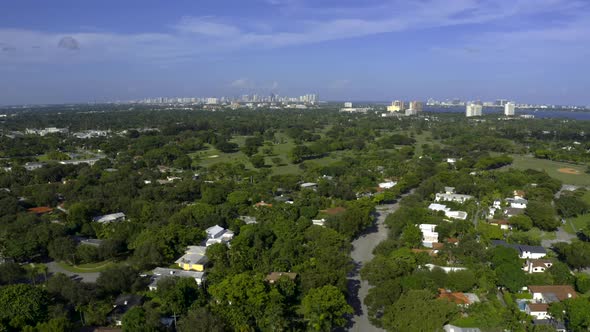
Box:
[27,206,54,214]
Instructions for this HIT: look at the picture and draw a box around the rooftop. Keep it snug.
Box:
[265,272,298,283]
[528,285,577,301]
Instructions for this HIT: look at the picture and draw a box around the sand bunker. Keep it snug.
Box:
[558,168,580,175]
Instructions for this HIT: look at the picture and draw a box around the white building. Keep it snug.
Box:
[466,103,483,117]
[92,212,126,224]
[378,181,397,189]
[344,102,353,108]
[523,259,553,274]
[435,187,473,203]
[204,225,234,247]
[428,203,468,221]
[504,102,515,116]
[206,98,218,105]
[148,267,205,290]
[419,224,439,248]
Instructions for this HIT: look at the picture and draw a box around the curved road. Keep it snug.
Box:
[347,201,403,332]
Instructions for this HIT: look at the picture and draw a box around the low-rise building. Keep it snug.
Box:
[92,212,126,224]
[107,294,143,326]
[148,267,206,291]
[175,246,208,271]
[265,272,298,284]
[378,181,397,189]
[525,285,577,319]
[438,289,480,306]
[435,187,473,203]
[492,240,547,259]
[523,259,553,273]
[204,225,234,247]
[419,224,439,248]
[428,203,468,221]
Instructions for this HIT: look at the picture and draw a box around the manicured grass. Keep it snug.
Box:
[189,130,343,175]
[522,227,556,240]
[502,155,590,186]
[563,214,590,234]
[56,260,113,273]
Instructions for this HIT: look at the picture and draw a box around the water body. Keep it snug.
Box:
[425,106,590,121]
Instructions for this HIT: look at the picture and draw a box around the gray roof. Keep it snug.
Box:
[491,240,546,254]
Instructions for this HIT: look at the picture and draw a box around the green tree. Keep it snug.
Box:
[48,237,77,264]
[563,297,590,332]
[300,285,353,331]
[401,224,423,248]
[381,289,458,332]
[526,201,559,231]
[122,307,157,332]
[0,284,48,329]
[509,215,533,231]
[495,263,527,292]
[177,307,226,332]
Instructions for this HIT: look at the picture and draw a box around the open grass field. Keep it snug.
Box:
[563,214,590,234]
[189,131,344,175]
[56,260,113,273]
[502,155,590,186]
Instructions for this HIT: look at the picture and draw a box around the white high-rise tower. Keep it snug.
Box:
[504,102,515,116]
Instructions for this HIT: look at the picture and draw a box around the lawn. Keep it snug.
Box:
[189,130,343,175]
[56,260,113,273]
[563,214,590,234]
[502,155,590,186]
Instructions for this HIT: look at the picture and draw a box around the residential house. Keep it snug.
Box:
[204,225,234,247]
[435,187,473,203]
[525,285,577,319]
[428,203,468,221]
[238,216,257,225]
[443,325,481,332]
[59,158,101,166]
[506,197,528,209]
[438,289,480,306]
[78,238,104,247]
[107,294,143,326]
[265,272,298,284]
[175,246,208,271]
[490,219,512,230]
[92,212,126,224]
[312,219,326,227]
[24,162,45,171]
[148,267,206,291]
[523,259,553,274]
[300,182,318,190]
[419,224,439,248]
[254,201,273,208]
[27,206,54,215]
[425,264,467,273]
[531,319,566,332]
[378,181,397,189]
[491,240,547,259]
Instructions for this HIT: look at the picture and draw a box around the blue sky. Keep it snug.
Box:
[0,0,589,105]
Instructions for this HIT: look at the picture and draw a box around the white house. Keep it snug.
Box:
[435,187,473,203]
[523,259,553,274]
[312,219,326,227]
[378,181,397,189]
[428,203,468,221]
[419,224,439,248]
[424,263,467,273]
[204,225,234,247]
[526,303,550,319]
[491,240,547,259]
[92,212,126,224]
[506,197,528,209]
[148,267,205,290]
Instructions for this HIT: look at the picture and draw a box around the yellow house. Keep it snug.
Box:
[175,246,208,271]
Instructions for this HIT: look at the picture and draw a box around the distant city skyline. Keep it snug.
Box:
[1,0,589,105]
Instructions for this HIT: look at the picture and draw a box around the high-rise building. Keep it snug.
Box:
[496,99,508,106]
[504,102,515,116]
[387,100,405,112]
[344,102,353,108]
[466,103,483,117]
[206,98,218,105]
[408,101,423,112]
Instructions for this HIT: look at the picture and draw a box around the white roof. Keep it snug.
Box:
[206,225,225,238]
[152,267,205,279]
[301,182,318,188]
[93,212,125,223]
[429,203,449,211]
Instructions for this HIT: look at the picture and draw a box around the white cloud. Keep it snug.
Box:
[0,0,587,65]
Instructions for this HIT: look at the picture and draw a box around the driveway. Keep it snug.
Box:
[46,261,101,283]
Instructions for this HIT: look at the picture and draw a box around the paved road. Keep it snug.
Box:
[346,201,403,332]
[46,261,100,283]
[541,226,577,248]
